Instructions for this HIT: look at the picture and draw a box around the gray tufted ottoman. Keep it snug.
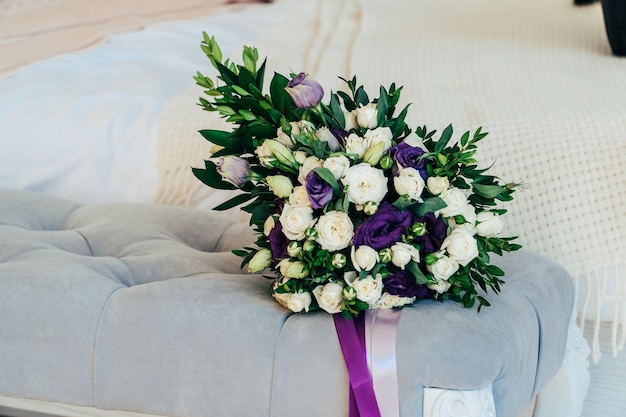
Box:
[0,188,582,417]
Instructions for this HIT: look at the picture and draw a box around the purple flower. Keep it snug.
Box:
[384,270,431,299]
[412,212,447,255]
[353,202,414,250]
[268,220,289,262]
[305,169,334,209]
[285,72,324,109]
[388,141,427,178]
[215,156,249,187]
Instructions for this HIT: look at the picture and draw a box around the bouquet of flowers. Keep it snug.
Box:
[193,34,521,318]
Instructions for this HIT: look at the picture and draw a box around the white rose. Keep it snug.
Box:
[289,185,312,207]
[427,255,459,281]
[272,286,312,313]
[364,127,393,151]
[402,132,425,148]
[351,245,379,272]
[354,103,378,129]
[428,279,452,294]
[427,176,450,195]
[393,167,425,200]
[441,229,479,266]
[475,211,504,238]
[298,155,323,184]
[438,187,469,217]
[375,293,415,309]
[344,133,370,159]
[343,110,358,131]
[287,292,312,313]
[346,273,383,305]
[390,242,420,270]
[279,203,316,241]
[342,163,388,206]
[313,282,344,314]
[315,211,354,251]
[263,216,275,236]
[324,155,351,180]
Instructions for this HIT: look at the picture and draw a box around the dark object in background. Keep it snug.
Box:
[574,0,598,4]
[601,0,626,56]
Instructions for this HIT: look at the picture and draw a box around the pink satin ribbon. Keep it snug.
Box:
[334,309,402,417]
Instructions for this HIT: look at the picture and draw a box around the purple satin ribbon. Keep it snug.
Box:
[334,309,402,417]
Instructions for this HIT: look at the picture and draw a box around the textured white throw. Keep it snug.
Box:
[155,0,626,361]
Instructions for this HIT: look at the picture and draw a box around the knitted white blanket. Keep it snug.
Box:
[155,0,626,361]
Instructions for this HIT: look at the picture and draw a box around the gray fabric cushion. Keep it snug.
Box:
[0,188,574,417]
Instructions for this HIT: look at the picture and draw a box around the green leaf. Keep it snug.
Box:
[270,72,290,114]
[314,167,341,195]
[199,129,232,147]
[377,86,389,126]
[410,197,447,217]
[407,262,429,285]
[354,86,369,106]
[434,124,453,153]
[330,93,346,128]
[473,183,506,198]
[213,193,256,211]
[192,165,236,191]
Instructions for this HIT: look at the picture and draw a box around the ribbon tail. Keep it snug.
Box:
[334,313,381,417]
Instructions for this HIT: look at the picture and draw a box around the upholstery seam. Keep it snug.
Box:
[91,285,125,407]
[268,312,293,417]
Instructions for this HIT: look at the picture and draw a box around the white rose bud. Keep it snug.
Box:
[351,245,379,272]
[343,285,357,301]
[427,255,459,281]
[428,279,452,294]
[344,133,370,159]
[323,155,351,180]
[342,163,388,206]
[279,203,316,241]
[354,103,378,129]
[362,141,386,166]
[390,242,420,270]
[255,141,275,168]
[441,228,479,266]
[439,187,469,217]
[379,248,393,263]
[278,259,309,279]
[332,253,347,269]
[298,155,323,185]
[267,175,293,198]
[313,282,344,314]
[393,167,426,201]
[475,211,504,238]
[265,139,298,168]
[427,176,450,195]
[276,122,298,149]
[287,241,303,258]
[294,150,308,164]
[315,211,354,251]
[363,201,378,215]
[247,248,272,273]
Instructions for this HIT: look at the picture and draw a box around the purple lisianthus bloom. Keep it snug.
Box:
[268,220,289,262]
[413,212,448,255]
[305,169,334,209]
[215,156,249,187]
[353,202,414,250]
[285,72,324,109]
[384,270,431,299]
[388,141,427,178]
